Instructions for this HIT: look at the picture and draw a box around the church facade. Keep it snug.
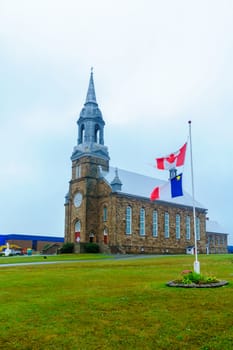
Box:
[64,72,207,254]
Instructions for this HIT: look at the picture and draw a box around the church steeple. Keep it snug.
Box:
[85,68,97,104]
[65,70,110,245]
[71,69,109,163]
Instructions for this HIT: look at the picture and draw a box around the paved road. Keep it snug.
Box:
[0,254,165,268]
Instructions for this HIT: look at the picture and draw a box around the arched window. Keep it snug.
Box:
[196,217,200,240]
[139,208,145,236]
[75,220,81,232]
[103,206,107,222]
[95,124,100,143]
[80,124,85,144]
[186,216,191,240]
[164,212,169,238]
[176,214,180,239]
[126,206,132,235]
[152,210,158,237]
[75,165,81,178]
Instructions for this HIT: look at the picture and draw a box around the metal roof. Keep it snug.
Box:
[105,166,206,210]
[206,220,228,234]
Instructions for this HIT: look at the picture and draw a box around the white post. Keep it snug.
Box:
[188,121,200,274]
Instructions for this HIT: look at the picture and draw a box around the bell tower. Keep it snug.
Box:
[64,70,110,246]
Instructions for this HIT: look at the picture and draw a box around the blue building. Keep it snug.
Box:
[0,233,64,252]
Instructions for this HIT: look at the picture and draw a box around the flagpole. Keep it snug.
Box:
[188,121,200,274]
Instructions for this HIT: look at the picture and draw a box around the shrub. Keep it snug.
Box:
[60,242,74,254]
[178,270,219,285]
[182,271,202,284]
[83,243,100,253]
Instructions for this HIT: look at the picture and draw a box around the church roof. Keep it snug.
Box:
[105,166,206,210]
[206,220,228,234]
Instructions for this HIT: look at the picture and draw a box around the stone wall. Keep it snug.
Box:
[65,156,207,255]
[206,233,228,254]
[98,193,207,254]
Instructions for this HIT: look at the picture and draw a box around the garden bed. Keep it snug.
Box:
[166,270,229,288]
[166,280,228,288]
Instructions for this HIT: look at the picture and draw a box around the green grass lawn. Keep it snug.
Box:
[0,254,232,350]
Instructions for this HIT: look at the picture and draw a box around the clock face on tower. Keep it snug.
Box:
[73,192,83,207]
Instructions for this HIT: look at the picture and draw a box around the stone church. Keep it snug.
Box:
[64,72,207,254]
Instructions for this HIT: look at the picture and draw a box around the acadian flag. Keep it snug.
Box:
[150,174,183,200]
[171,173,183,198]
[155,143,187,170]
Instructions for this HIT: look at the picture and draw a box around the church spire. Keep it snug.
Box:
[71,70,109,163]
[85,67,97,104]
[111,168,122,192]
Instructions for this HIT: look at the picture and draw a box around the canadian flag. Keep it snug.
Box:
[155,143,187,170]
[150,182,170,200]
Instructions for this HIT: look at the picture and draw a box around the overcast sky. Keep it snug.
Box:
[1,0,233,243]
